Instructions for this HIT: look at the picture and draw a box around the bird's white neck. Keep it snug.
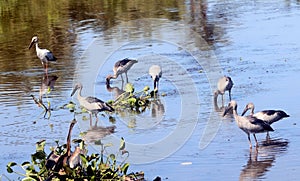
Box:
[77,87,83,100]
[35,43,40,51]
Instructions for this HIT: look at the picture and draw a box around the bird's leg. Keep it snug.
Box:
[253,134,259,147]
[221,95,224,107]
[121,74,124,83]
[89,113,93,127]
[247,133,252,149]
[266,132,270,143]
[95,113,99,127]
[125,71,129,83]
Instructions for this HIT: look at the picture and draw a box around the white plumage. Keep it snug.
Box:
[28,36,57,72]
[149,65,162,90]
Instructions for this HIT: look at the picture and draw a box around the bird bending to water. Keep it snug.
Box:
[28,36,57,73]
[241,102,289,138]
[106,58,138,85]
[71,83,114,126]
[223,100,274,148]
[149,65,162,91]
[215,76,233,104]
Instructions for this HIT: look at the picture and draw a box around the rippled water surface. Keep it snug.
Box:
[1,1,300,180]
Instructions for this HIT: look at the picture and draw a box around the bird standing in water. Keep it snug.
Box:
[241,102,289,138]
[28,36,57,73]
[71,83,114,126]
[215,76,233,104]
[149,65,162,91]
[223,100,274,149]
[106,58,138,85]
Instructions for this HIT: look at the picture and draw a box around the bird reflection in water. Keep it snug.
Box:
[150,97,165,119]
[82,125,116,144]
[31,74,58,119]
[213,91,233,118]
[239,138,289,181]
[106,83,125,100]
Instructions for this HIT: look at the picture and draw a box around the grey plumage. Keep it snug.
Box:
[241,102,289,138]
[216,76,234,102]
[241,102,290,124]
[106,58,138,84]
[223,100,274,148]
[71,83,114,126]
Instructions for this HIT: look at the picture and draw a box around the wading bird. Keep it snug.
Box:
[241,102,289,138]
[106,58,138,85]
[215,76,233,103]
[149,65,162,91]
[28,36,57,73]
[71,83,114,126]
[223,100,274,149]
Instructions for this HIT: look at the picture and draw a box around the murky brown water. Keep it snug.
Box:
[1,1,300,180]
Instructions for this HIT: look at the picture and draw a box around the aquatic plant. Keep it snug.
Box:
[7,120,144,181]
[110,83,158,113]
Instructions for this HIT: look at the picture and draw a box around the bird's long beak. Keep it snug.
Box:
[223,105,232,117]
[241,107,249,116]
[154,76,159,90]
[28,41,35,50]
[71,87,78,97]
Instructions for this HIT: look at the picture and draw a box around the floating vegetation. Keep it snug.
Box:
[6,120,145,181]
[110,83,160,114]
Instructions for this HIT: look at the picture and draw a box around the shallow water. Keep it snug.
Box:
[1,1,300,180]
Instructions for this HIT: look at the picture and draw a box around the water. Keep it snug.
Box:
[1,1,300,180]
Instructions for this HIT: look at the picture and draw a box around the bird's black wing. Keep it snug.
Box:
[260,110,276,116]
[115,58,131,67]
[261,110,290,118]
[248,116,274,131]
[45,51,57,61]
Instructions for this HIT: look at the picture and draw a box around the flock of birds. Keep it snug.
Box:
[29,36,162,124]
[29,36,289,149]
[216,76,289,148]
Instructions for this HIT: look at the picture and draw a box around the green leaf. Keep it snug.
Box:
[7,162,17,167]
[82,115,89,121]
[143,86,150,92]
[125,83,134,93]
[66,101,76,109]
[80,154,89,168]
[36,140,46,152]
[121,163,130,174]
[127,98,136,106]
[6,166,14,173]
[109,154,116,161]
[22,177,37,181]
[21,162,31,167]
[119,137,125,151]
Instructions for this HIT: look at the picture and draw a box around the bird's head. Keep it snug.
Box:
[241,102,254,116]
[28,36,39,49]
[223,100,237,117]
[71,83,82,97]
[106,75,112,85]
